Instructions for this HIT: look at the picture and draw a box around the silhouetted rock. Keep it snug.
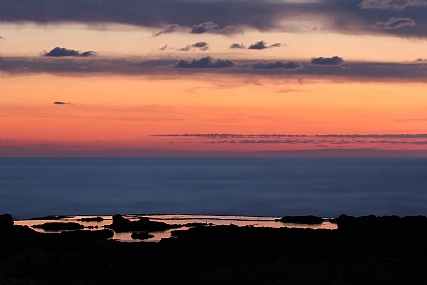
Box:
[3,213,427,284]
[105,214,181,232]
[331,214,427,232]
[184,222,209,227]
[32,222,84,231]
[131,231,154,240]
[401,215,427,226]
[278,215,323,225]
[0,214,14,228]
[78,217,104,222]
[330,214,357,229]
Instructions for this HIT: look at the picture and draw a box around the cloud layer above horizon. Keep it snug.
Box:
[1,55,426,83]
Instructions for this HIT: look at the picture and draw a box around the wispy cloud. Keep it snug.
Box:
[154,24,181,36]
[179,41,209,51]
[374,18,416,29]
[159,44,168,51]
[230,43,245,49]
[360,0,427,10]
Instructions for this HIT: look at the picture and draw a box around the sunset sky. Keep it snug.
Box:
[1,0,426,157]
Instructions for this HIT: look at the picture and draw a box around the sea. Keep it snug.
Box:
[1,158,427,220]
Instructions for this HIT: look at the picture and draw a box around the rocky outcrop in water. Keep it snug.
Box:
[32,222,84,231]
[277,215,324,225]
[105,214,181,232]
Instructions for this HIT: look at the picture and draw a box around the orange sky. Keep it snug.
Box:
[2,73,427,156]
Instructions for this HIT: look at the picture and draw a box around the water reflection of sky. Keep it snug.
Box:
[15,214,337,242]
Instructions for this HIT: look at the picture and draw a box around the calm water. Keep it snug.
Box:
[1,158,427,219]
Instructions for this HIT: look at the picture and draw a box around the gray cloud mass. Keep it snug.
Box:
[2,0,426,38]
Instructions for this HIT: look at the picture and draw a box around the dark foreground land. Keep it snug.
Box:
[1,214,427,285]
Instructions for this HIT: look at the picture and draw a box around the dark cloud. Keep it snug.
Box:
[252,61,303,70]
[154,24,180,36]
[1,0,427,38]
[248,41,282,50]
[53,101,69,105]
[230,43,245,49]
[311,56,344,65]
[175,57,234,68]
[159,44,168,51]
[248,41,268,50]
[190,21,239,35]
[193,42,208,48]
[374,17,416,29]
[0,36,4,40]
[44,47,96,57]
[179,41,209,51]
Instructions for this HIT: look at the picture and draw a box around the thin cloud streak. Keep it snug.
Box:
[152,133,427,147]
[152,134,427,139]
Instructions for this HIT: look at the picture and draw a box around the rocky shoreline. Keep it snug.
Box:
[1,213,427,284]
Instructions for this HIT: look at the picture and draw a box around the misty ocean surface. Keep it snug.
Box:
[1,158,427,219]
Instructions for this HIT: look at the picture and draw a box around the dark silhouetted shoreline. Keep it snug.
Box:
[1,213,427,284]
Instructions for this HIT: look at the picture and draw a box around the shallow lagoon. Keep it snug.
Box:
[15,214,338,242]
